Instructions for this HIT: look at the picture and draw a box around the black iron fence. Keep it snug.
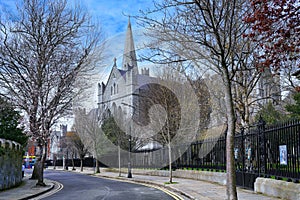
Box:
[124,118,299,189]
[264,120,300,180]
[48,118,300,189]
[46,157,108,168]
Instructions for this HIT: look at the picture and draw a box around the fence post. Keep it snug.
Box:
[241,127,245,187]
[257,116,266,177]
[241,128,245,171]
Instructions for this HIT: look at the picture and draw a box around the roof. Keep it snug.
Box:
[118,69,127,77]
[122,17,137,70]
[137,74,158,87]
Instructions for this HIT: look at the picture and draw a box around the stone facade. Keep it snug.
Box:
[0,138,23,190]
[97,19,156,120]
[255,178,300,200]
[257,68,281,106]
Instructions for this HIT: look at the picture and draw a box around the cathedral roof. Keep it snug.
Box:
[118,69,127,77]
[137,74,157,87]
[122,17,138,71]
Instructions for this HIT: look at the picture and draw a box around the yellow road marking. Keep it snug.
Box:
[94,175,184,200]
[139,183,184,200]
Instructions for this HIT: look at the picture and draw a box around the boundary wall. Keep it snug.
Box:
[0,138,23,190]
[105,168,299,200]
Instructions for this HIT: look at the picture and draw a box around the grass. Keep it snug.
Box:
[269,175,289,181]
[180,167,226,173]
[164,181,179,185]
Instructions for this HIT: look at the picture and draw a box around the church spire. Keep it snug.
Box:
[122,17,138,71]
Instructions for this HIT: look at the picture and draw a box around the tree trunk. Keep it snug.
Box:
[224,73,238,200]
[80,158,83,172]
[30,160,40,180]
[32,143,46,186]
[168,142,172,183]
[118,145,121,177]
[63,155,65,170]
[53,155,56,170]
[95,159,100,173]
[31,144,42,180]
[72,157,75,170]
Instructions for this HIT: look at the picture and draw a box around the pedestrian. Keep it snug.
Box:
[22,163,25,178]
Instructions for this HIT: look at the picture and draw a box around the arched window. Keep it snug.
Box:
[113,83,116,94]
[111,86,113,95]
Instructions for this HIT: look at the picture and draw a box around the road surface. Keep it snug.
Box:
[41,169,176,200]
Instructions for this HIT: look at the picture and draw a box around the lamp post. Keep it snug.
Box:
[121,102,134,178]
[128,124,132,178]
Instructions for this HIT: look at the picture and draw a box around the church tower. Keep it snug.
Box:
[122,17,138,115]
[122,17,138,75]
[97,18,141,118]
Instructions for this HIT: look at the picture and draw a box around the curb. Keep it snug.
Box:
[19,180,55,200]
[94,174,196,200]
[62,168,192,199]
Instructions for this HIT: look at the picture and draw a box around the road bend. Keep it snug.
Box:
[41,170,178,200]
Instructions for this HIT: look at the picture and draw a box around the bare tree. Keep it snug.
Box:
[232,50,261,128]
[65,131,89,172]
[0,0,103,185]
[73,108,116,173]
[85,109,103,173]
[136,66,210,183]
[139,82,178,183]
[138,0,252,199]
[85,108,113,173]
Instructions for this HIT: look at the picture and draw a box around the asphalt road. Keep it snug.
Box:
[42,170,175,200]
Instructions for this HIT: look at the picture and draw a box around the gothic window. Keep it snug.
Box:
[111,86,113,95]
[114,83,116,94]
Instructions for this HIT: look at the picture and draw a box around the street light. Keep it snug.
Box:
[128,127,132,178]
[121,102,134,178]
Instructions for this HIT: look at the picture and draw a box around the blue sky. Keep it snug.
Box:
[0,0,154,36]
[82,0,156,80]
[82,0,157,107]
[84,0,153,36]
[0,0,156,73]
[0,0,157,110]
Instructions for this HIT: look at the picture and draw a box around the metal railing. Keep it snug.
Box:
[130,118,300,184]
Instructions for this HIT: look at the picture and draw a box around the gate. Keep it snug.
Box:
[235,118,266,189]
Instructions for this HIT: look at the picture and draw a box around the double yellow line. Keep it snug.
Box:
[139,182,184,200]
[94,175,184,200]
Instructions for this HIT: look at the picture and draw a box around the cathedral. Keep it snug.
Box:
[96,18,282,142]
[97,19,155,126]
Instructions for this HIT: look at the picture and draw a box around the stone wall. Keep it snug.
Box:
[141,169,227,185]
[105,168,227,185]
[0,138,23,190]
[106,168,299,200]
[255,178,300,200]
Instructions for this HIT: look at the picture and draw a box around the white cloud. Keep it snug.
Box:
[84,0,155,36]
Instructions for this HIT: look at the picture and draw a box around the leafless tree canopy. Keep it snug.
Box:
[66,131,89,171]
[0,0,102,138]
[0,0,103,185]
[137,1,254,199]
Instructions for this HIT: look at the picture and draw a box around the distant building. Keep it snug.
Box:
[48,124,67,160]
[257,68,281,106]
[97,18,155,122]
[97,19,160,150]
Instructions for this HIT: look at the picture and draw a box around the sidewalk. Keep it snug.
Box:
[0,167,280,200]
[66,167,280,200]
[0,174,54,200]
